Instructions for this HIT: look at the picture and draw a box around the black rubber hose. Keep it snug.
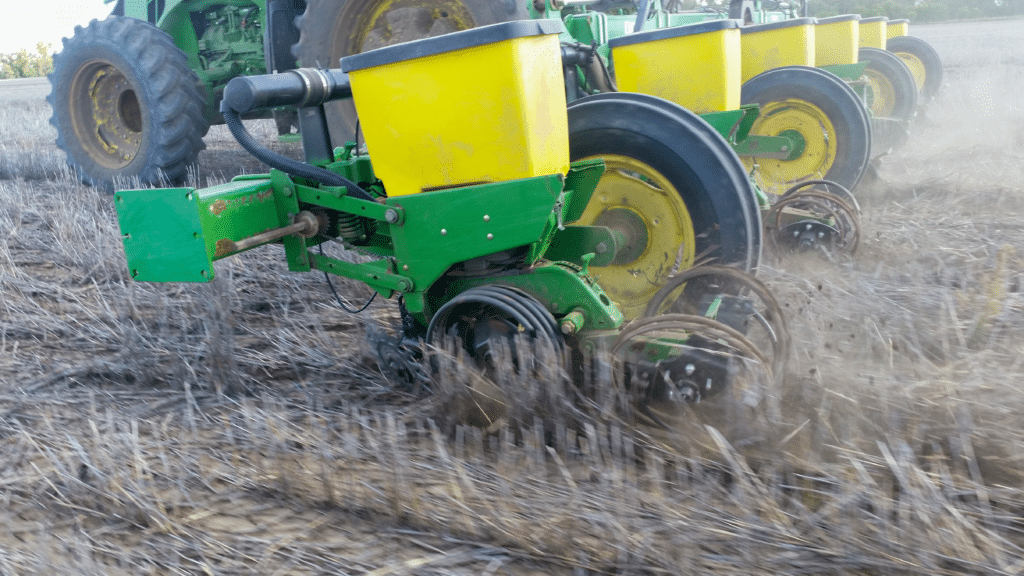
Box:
[219,101,374,202]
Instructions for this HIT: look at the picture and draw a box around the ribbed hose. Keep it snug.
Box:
[426,285,563,353]
[219,101,375,202]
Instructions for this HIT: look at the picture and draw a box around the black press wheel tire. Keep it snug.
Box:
[741,65,872,195]
[887,35,943,103]
[48,16,208,192]
[567,92,761,319]
[858,47,919,122]
[294,0,528,146]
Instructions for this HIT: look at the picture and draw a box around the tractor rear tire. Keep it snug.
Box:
[887,35,943,103]
[729,0,755,24]
[859,47,918,122]
[48,16,208,192]
[293,0,528,146]
[741,65,871,195]
[567,92,761,319]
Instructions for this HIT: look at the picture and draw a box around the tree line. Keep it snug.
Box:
[809,0,1024,21]
[2,1,1022,79]
[0,43,53,80]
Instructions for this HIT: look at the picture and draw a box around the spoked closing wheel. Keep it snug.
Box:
[740,66,872,196]
[567,92,762,320]
[619,265,789,429]
[643,265,790,382]
[764,180,861,256]
[611,314,774,429]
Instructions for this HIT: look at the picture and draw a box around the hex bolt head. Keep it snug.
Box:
[483,215,490,222]
[441,229,448,236]
[384,209,399,223]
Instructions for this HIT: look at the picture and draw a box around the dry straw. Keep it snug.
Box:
[3,27,1024,574]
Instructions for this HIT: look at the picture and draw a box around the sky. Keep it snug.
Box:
[1,0,114,54]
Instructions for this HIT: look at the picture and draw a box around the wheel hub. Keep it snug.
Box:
[593,207,649,265]
[743,99,838,195]
[577,154,697,320]
[69,60,142,169]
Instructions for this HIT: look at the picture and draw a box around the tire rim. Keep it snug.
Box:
[894,51,928,93]
[68,60,142,170]
[862,66,898,117]
[577,154,696,320]
[349,1,475,53]
[743,98,838,195]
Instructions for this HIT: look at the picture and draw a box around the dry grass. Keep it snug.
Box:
[3,22,1024,574]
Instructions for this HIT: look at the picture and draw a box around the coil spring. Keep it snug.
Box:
[336,212,367,241]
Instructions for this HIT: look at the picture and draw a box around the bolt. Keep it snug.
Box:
[818,231,825,239]
[397,279,413,292]
[283,187,293,197]
[805,223,813,230]
[595,242,608,254]
[385,208,399,223]
[441,229,447,236]
[685,363,695,376]
[402,264,409,271]
[483,214,490,222]
[487,233,494,240]
[781,145,789,152]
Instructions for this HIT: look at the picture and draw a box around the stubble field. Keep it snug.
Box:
[1,18,1024,576]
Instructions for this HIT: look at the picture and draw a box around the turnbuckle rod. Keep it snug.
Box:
[218,211,321,256]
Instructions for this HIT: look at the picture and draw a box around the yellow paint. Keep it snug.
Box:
[863,66,897,117]
[612,26,741,114]
[348,32,569,196]
[741,23,816,83]
[815,18,859,67]
[741,98,838,195]
[859,19,887,49]
[887,20,909,38]
[576,154,696,320]
[894,51,927,92]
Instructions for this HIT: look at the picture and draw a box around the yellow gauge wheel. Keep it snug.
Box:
[577,154,696,320]
[862,66,898,118]
[742,98,838,196]
[893,51,928,94]
[68,60,142,170]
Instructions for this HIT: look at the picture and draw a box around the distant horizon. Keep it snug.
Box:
[1,1,112,54]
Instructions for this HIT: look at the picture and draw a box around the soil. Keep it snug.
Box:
[1,18,1024,576]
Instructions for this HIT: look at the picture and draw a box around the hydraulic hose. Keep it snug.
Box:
[220,70,375,202]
